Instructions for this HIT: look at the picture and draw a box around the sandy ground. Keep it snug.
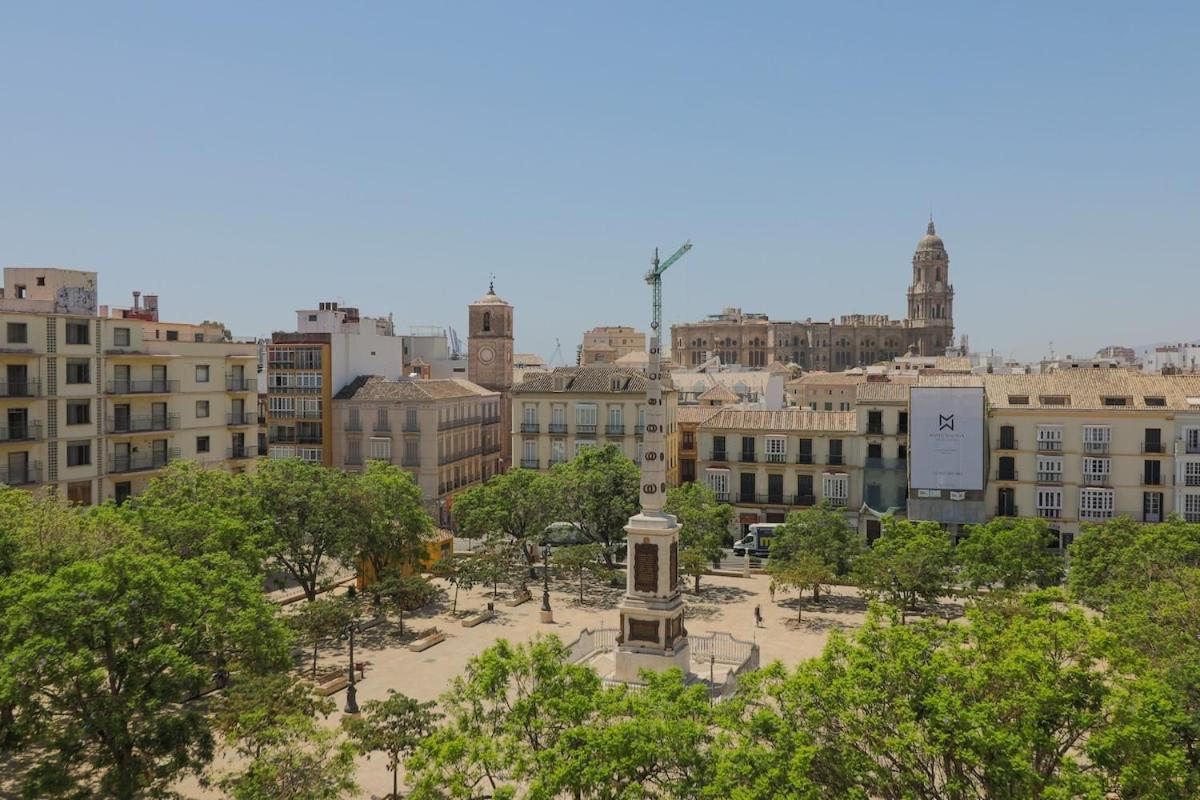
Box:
[133,574,877,798]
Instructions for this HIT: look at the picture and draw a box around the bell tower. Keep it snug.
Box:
[906,217,954,356]
[468,280,514,470]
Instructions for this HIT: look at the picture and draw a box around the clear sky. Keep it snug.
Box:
[2,2,1197,363]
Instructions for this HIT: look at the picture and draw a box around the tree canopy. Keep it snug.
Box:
[556,444,640,568]
[956,516,1064,591]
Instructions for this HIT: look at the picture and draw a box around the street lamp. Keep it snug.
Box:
[540,542,554,624]
[339,618,364,714]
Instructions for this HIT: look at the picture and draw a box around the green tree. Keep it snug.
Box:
[374,573,442,635]
[768,551,834,620]
[678,546,710,593]
[956,516,1064,591]
[431,554,482,614]
[288,595,357,678]
[344,691,440,799]
[550,543,608,603]
[1068,517,1200,610]
[0,548,289,799]
[355,461,436,582]
[852,518,954,612]
[213,672,335,759]
[251,458,365,601]
[453,468,560,579]
[217,727,359,800]
[665,482,732,564]
[770,501,861,579]
[557,443,640,569]
[199,319,233,340]
[129,460,261,571]
[0,485,132,574]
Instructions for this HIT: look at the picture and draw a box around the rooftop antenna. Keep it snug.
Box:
[488,272,496,294]
[549,338,565,367]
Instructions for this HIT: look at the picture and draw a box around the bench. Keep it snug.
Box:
[504,588,532,607]
[461,609,496,628]
[408,627,445,652]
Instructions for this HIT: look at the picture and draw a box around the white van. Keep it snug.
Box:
[732,522,780,558]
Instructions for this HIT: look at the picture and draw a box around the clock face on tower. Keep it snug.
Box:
[478,345,495,364]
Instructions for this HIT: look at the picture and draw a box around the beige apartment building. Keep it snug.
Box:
[331,376,502,529]
[695,408,860,536]
[510,366,678,484]
[0,268,260,504]
[579,326,646,365]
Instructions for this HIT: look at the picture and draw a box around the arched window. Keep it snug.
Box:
[482,312,491,332]
[936,268,942,283]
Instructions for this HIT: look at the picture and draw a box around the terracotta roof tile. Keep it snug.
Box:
[698,408,856,433]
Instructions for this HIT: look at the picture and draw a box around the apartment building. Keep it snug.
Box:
[331,376,502,530]
[675,405,721,485]
[579,326,646,365]
[695,408,860,536]
[856,378,910,540]
[509,366,677,482]
[267,302,406,466]
[1175,406,1200,522]
[0,269,259,504]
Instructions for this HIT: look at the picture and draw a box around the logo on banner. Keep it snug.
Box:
[938,414,955,431]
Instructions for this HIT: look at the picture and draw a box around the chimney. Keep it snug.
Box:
[132,291,140,311]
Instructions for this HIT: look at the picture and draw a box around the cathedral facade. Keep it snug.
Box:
[670,220,955,369]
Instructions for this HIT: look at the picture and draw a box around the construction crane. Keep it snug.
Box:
[640,241,691,514]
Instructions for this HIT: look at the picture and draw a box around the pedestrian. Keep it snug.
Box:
[768,581,776,604]
[754,604,763,628]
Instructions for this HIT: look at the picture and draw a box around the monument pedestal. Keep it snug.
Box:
[614,510,689,683]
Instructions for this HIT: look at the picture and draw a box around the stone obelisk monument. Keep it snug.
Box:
[613,246,690,683]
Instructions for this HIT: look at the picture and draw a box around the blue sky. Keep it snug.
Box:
[2,2,1197,362]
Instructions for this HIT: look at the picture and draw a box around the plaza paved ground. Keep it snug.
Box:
[179,572,875,799]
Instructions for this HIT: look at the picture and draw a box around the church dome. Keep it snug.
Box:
[473,280,510,306]
[916,218,945,253]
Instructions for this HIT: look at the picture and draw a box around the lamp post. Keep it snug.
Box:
[339,618,363,714]
[709,654,716,707]
[540,542,554,623]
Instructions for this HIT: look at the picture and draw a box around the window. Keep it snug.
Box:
[608,405,622,426]
[1188,428,1200,454]
[764,436,787,463]
[1036,455,1063,481]
[999,425,1016,449]
[270,446,297,459]
[66,359,90,384]
[551,405,566,428]
[998,456,1016,481]
[797,474,814,502]
[1008,395,1029,405]
[403,439,418,465]
[1079,488,1114,520]
[1036,425,1063,451]
[898,411,908,433]
[347,438,363,465]
[1082,426,1111,453]
[1102,396,1129,407]
[114,482,132,505]
[828,439,844,465]
[196,400,209,418]
[823,402,832,411]
[1144,396,1166,407]
[66,401,90,425]
[712,435,726,459]
[867,410,883,434]
[1185,494,1200,523]
[113,327,130,347]
[67,442,91,467]
[65,321,90,345]
[740,436,756,460]
[166,330,179,341]
[1143,491,1163,522]
[269,396,295,415]
[822,473,849,507]
[1036,487,1063,518]
[195,365,210,383]
[1040,395,1069,406]
[705,469,730,500]
[551,440,566,464]
[523,405,537,426]
[574,440,596,457]
[376,407,390,432]
[682,430,694,450]
[1082,457,1111,484]
[575,403,597,433]
[196,435,210,454]
[298,447,321,463]
[368,438,391,461]
[1144,460,1162,486]
[1184,462,1200,487]
[6,322,27,344]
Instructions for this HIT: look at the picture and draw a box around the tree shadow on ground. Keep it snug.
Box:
[0,743,43,797]
[779,614,856,633]
[691,584,754,604]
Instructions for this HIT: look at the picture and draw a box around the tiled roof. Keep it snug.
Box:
[510,365,668,394]
[855,377,918,403]
[676,405,723,425]
[917,372,1200,411]
[335,375,496,402]
[697,384,738,402]
[698,408,857,433]
[786,371,870,387]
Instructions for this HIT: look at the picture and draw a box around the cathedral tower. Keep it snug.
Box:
[906,218,955,356]
[468,281,514,469]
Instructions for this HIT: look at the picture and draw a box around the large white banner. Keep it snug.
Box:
[909,387,985,491]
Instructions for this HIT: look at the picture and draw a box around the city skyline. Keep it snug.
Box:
[2,3,1197,362]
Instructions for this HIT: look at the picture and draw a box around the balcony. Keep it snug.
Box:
[438,416,482,432]
[710,450,727,462]
[866,424,884,435]
[226,445,256,460]
[634,424,646,435]
[713,491,730,502]
[1143,476,1163,487]
[865,457,902,470]
[826,496,848,508]
[739,452,757,463]
[227,412,255,426]
[108,449,179,474]
[0,462,42,486]
[269,431,297,444]
[483,414,502,426]
[606,424,625,436]
[482,442,501,454]
[0,422,42,443]
[549,456,567,466]
[797,453,814,465]
[1037,441,1063,452]
[1080,509,1114,522]
[766,452,788,464]
[576,424,597,435]
[1035,472,1063,483]
[996,504,1019,518]
[997,438,1018,450]
[1186,474,1200,488]
[828,454,844,466]
[225,376,255,392]
[290,409,322,420]
[738,493,758,504]
[1188,442,1200,455]
[0,379,40,398]
[298,434,323,445]
[793,493,816,507]
[107,414,180,434]
[107,379,179,395]
[520,422,541,433]
[1083,441,1110,454]
[994,470,1018,481]
[374,422,392,434]
[548,423,568,435]
[403,422,420,432]
[521,458,540,469]
[1141,441,1167,454]
[401,456,420,467]
[1037,508,1062,519]
[439,446,483,466]
[1082,473,1110,487]
[270,385,322,395]
[345,420,363,432]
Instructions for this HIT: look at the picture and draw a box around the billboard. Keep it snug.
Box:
[909,387,986,491]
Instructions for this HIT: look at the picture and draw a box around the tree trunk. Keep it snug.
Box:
[579,572,585,603]
[399,608,405,636]
[311,642,319,678]
[695,574,701,594]
[452,584,459,614]
[798,598,803,622]
[392,759,399,799]
[812,585,820,601]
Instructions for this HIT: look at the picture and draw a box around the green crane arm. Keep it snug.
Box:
[654,241,692,277]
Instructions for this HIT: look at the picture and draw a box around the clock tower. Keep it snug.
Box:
[468,281,514,470]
